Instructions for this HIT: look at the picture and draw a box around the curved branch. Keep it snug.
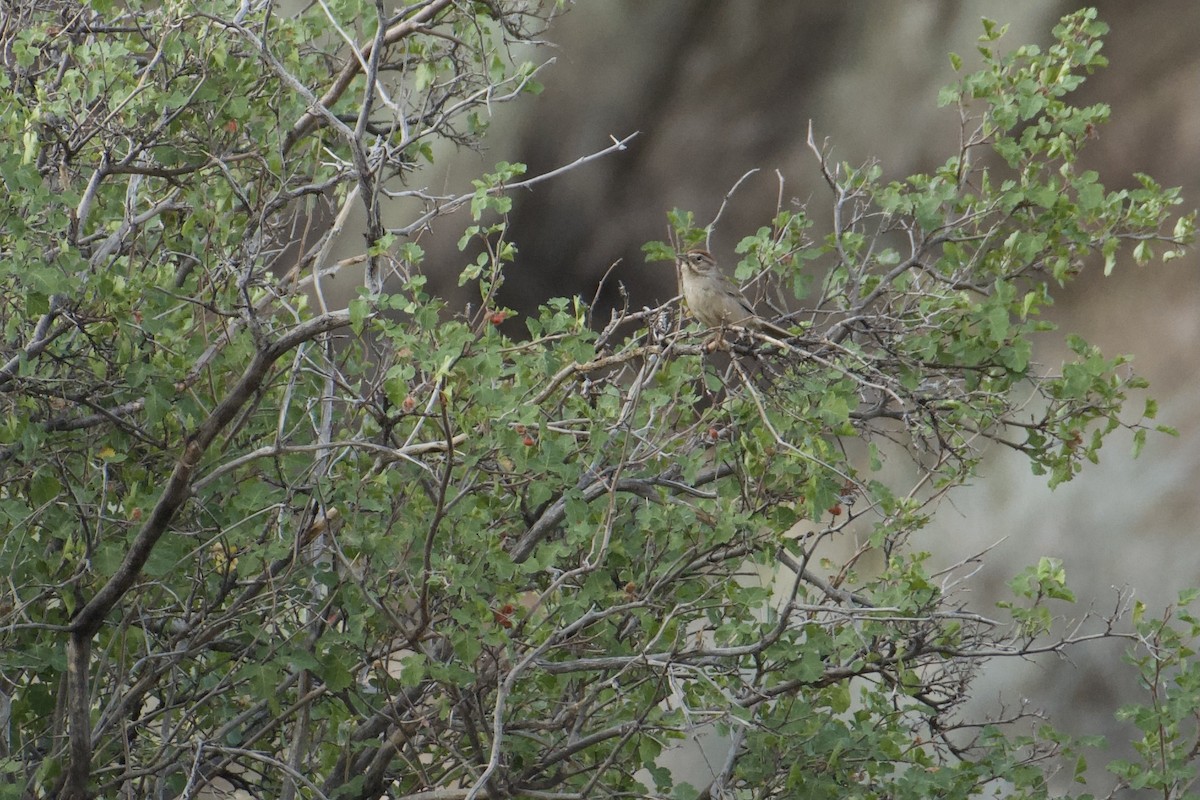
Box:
[283,0,456,153]
[62,310,352,798]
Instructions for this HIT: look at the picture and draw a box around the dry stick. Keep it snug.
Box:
[192,437,463,491]
[705,167,760,248]
[529,341,662,406]
[390,132,639,239]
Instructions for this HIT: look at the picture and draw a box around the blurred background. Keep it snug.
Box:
[374,0,1200,784]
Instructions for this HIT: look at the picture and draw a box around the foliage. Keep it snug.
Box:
[1110,592,1200,797]
[0,4,1195,800]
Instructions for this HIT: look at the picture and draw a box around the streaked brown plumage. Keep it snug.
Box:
[676,249,791,338]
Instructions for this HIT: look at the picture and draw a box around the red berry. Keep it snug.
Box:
[492,603,516,629]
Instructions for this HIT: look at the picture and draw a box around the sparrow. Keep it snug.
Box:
[676,249,792,339]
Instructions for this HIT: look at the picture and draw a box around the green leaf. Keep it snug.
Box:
[29,470,60,505]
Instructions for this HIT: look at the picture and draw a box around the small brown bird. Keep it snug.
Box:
[676,248,791,339]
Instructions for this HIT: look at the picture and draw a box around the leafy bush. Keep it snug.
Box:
[0,4,1194,799]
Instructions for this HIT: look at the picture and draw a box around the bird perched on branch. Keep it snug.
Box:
[676,248,792,339]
